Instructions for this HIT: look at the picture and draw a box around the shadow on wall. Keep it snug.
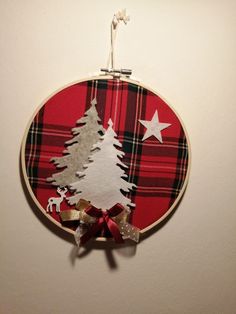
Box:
[19,151,183,270]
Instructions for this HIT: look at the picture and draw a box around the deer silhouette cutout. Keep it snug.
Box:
[46,187,68,213]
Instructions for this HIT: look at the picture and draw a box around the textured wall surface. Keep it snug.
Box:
[1,1,236,313]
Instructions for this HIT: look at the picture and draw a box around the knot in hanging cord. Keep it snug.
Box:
[112,9,130,29]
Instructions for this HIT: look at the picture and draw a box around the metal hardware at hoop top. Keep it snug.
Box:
[100,68,132,78]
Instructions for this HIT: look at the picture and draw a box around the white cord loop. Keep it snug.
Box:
[101,9,132,77]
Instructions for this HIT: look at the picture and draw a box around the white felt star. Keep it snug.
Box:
[139,110,171,143]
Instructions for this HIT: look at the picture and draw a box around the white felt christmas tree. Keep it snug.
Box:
[67,119,136,209]
[47,98,104,187]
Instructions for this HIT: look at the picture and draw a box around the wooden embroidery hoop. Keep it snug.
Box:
[21,74,191,241]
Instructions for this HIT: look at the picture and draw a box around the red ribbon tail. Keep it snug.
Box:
[105,214,124,243]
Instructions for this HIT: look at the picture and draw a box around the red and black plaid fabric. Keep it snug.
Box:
[24,78,189,232]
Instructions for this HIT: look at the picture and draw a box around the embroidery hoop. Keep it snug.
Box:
[21,74,191,241]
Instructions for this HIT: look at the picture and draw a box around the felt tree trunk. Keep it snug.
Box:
[47,98,104,187]
[67,119,136,209]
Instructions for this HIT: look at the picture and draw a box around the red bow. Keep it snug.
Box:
[80,203,124,245]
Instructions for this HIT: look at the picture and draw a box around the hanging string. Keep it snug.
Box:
[106,9,130,70]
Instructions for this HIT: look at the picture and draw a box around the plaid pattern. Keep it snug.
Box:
[24,79,189,231]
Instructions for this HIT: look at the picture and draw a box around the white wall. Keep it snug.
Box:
[1,1,236,313]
